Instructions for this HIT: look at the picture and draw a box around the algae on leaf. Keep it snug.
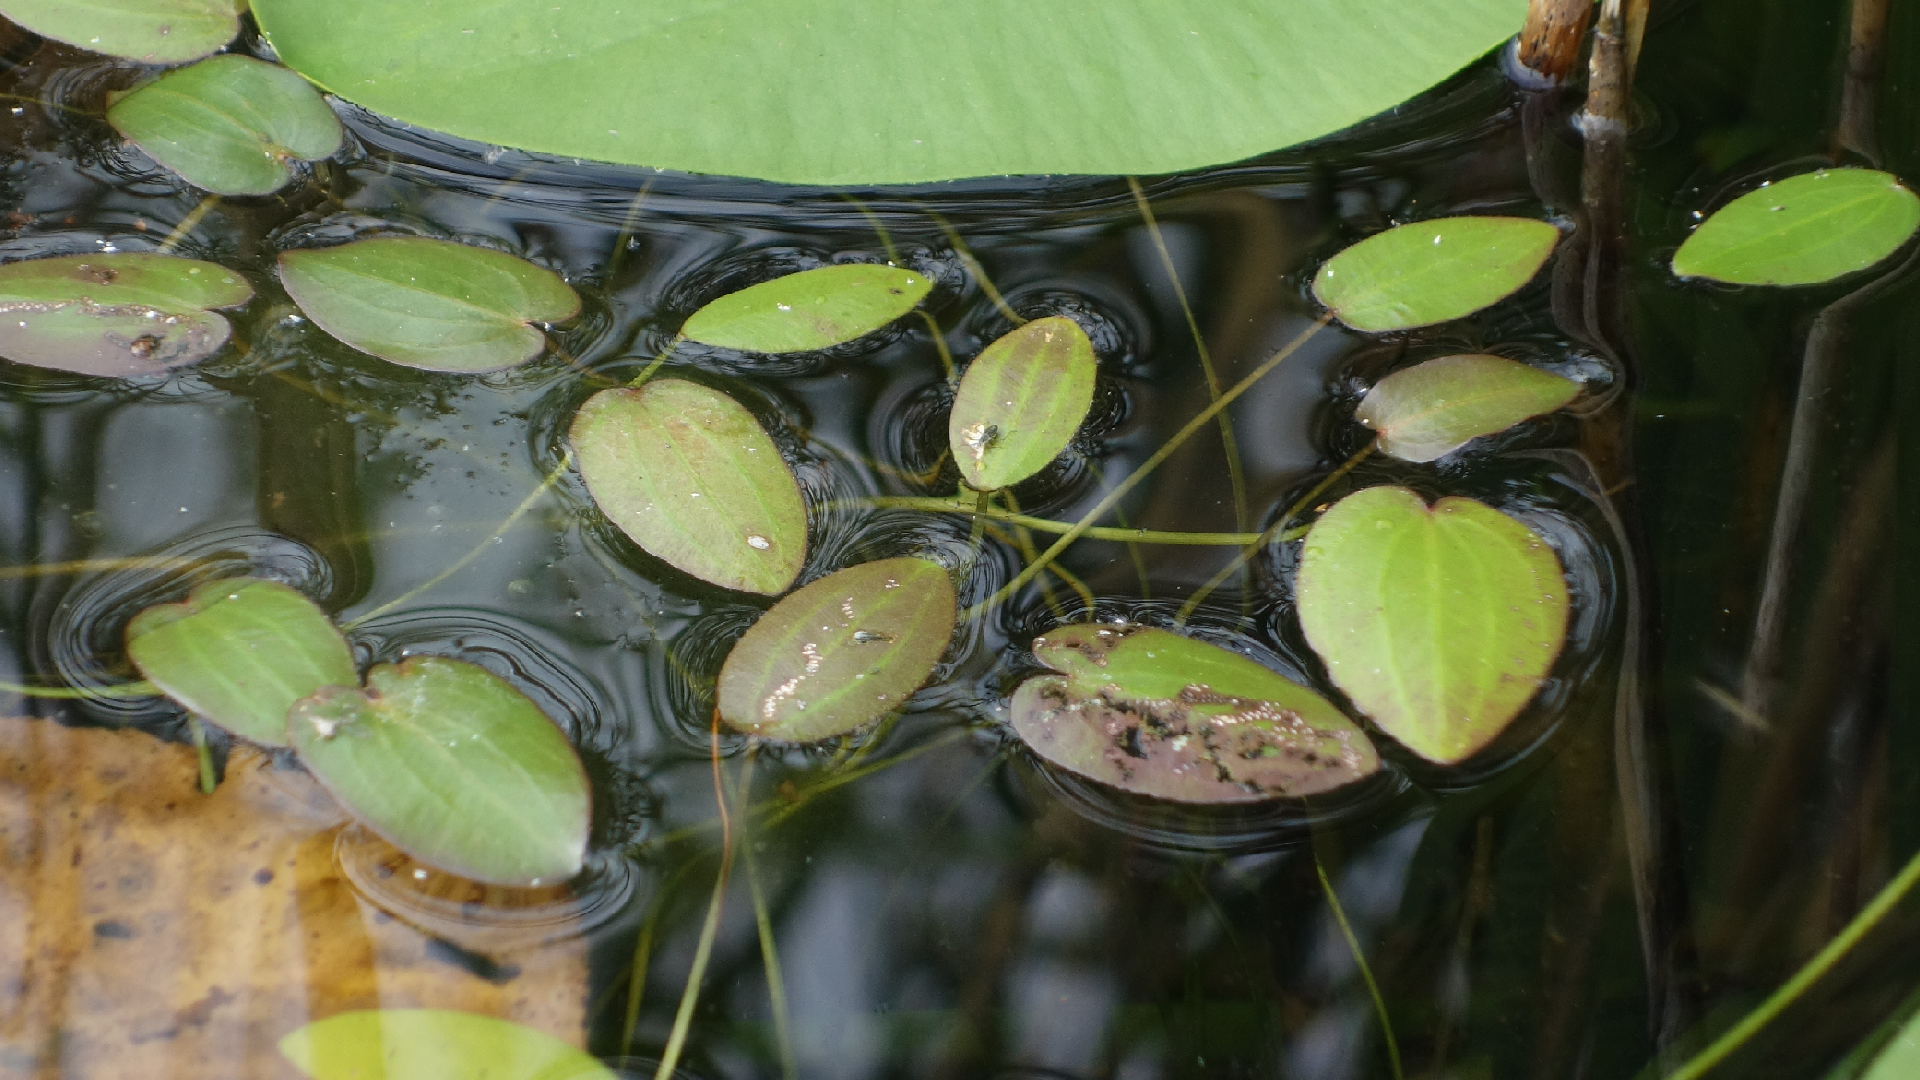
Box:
[0,252,253,377]
[1010,624,1378,802]
[250,0,1526,185]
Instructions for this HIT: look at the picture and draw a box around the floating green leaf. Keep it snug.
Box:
[681,265,930,353]
[1864,1010,1920,1080]
[571,378,807,595]
[1672,169,1920,286]
[251,0,1525,185]
[288,657,590,885]
[948,315,1096,491]
[1313,216,1561,332]
[0,0,238,64]
[125,577,355,748]
[1009,624,1378,802]
[106,55,343,197]
[718,557,955,742]
[278,237,580,372]
[279,1009,616,1080]
[0,252,253,376]
[1296,486,1569,764]
[1356,353,1580,462]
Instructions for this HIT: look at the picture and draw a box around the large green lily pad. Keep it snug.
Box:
[1295,486,1568,764]
[717,557,956,742]
[571,378,807,595]
[1010,624,1378,802]
[278,237,580,372]
[279,1009,615,1080]
[125,577,356,748]
[1672,169,1920,286]
[1356,353,1580,461]
[288,657,591,885]
[1313,217,1561,332]
[0,252,253,377]
[107,55,343,197]
[681,265,930,353]
[0,0,239,64]
[949,316,1097,491]
[249,0,1527,185]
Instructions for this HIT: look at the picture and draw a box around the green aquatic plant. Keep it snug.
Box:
[1313,215,1562,331]
[947,315,1097,492]
[0,0,238,64]
[1356,352,1582,462]
[0,252,252,377]
[1672,168,1920,286]
[681,263,932,353]
[106,54,342,197]
[279,1009,615,1080]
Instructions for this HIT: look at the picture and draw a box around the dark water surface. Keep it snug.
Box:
[0,3,1914,1078]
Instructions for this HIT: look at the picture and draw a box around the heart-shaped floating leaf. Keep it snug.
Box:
[125,577,355,748]
[571,378,806,595]
[1010,624,1378,802]
[278,1009,616,1080]
[1313,216,1561,332]
[1356,353,1580,462]
[250,0,1524,186]
[681,264,930,353]
[107,55,343,197]
[718,556,955,742]
[1672,169,1920,286]
[1296,486,1569,764]
[289,656,590,885]
[948,315,1097,491]
[0,0,239,64]
[0,252,253,376]
[278,237,580,372]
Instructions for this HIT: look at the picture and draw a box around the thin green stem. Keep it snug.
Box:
[737,750,797,1080]
[605,176,659,281]
[189,717,216,794]
[1086,460,1153,599]
[1664,844,1920,1080]
[1176,439,1376,624]
[963,315,1331,620]
[158,195,219,254]
[1127,177,1249,540]
[342,451,573,629]
[917,310,954,380]
[0,556,203,579]
[0,678,159,699]
[925,210,1025,326]
[843,195,903,266]
[655,712,739,1080]
[621,906,658,1050]
[1316,854,1405,1080]
[831,496,1266,546]
[629,337,682,388]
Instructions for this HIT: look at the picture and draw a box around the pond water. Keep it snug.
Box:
[0,3,1913,1079]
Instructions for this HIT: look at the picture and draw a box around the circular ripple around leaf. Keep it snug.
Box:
[278,237,580,372]
[949,315,1096,491]
[278,1009,616,1080]
[289,656,591,886]
[1010,624,1378,803]
[718,557,955,742]
[1672,169,1920,286]
[572,378,807,596]
[107,55,343,197]
[0,252,253,376]
[0,0,239,64]
[125,577,356,748]
[681,264,930,353]
[1356,353,1580,461]
[1312,216,1560,332]
[1296,486,1569,764]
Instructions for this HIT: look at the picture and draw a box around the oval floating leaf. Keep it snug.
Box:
[0,0,238,64]
[571,378,807,595]
[278,237,580,372]
[289,657,590,885]
[682,264,930,353]
[1672,169,1920,286]
[1356,353,1580,462]
[0,252,253,376]
[948,315,1096,491]
[1296,486,1569,764]
[1010,624,1378,802]
[251,0,1525,185]
[279,1009,616,1080]
[1313,216,1560,332]
[107,55,343,197]
[125,577,355,748]
[718,556,955,742]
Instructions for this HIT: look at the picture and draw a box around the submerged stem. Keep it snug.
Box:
[189,717,216,794]
[1315,854,1405,1080]
[925,210,1024,327]
[738,750,797,1080]
[0,678,159,700]
[655,712,739,1080]
[840,496,1267,546]
[158,195,219,254]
